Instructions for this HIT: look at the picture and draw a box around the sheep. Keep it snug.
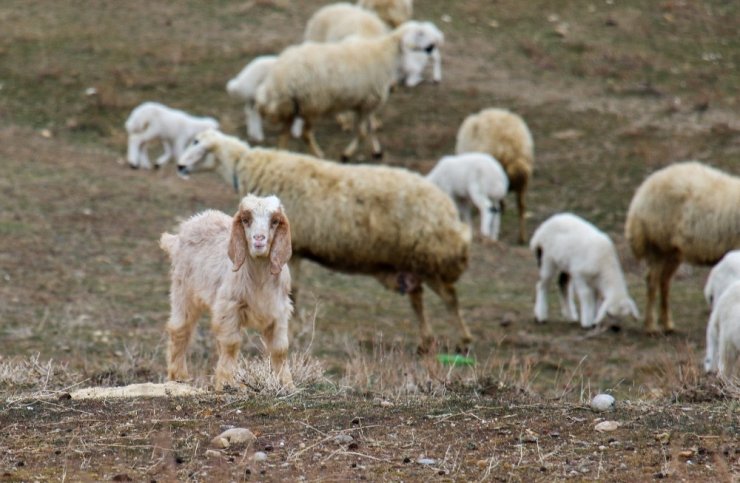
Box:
[176,129,473,352]
[255,21,443,161]
[159,194,294,390]
[455,108,534,244]
[426,153,509,241]
[704,280,740,380]
[625,161,740,334]
[530,213,640,328]
[358,0,413,27]
[226,56,277,143]
[305,4,442,87]
[704,250,740,308]
[125,101,219,169]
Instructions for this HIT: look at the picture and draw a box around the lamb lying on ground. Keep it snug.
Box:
[530,213,639,328]
[125,101,219,169]
[426,153,509,241]
[704,280,740,380]
[176,129,473,352]
[160,194,294,390]
[704,250,740,308]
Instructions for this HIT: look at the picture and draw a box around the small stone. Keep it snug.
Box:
[598,445,607,451]
[211,427,256,448]
[441,14,452,23]
[591,394,616,412]
[40,129,52,138]
[379,400,393,408]
[678,450,694,458]
[334,434,354,445]
[205,450,222,458]
[654,432,671,444]
[417,457,436,465]
[253,451,268,462]
[594,421,620,432]
[212,437,229,449]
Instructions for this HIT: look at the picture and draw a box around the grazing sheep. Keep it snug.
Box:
[255,21,442,161]
[625,161,740,333]
[226,56,277,143]
[704,280,740,379]
[530,213,640,328]
[399,21,444,86]
[426,153,509,241]
[704,250,740,308]
[177,129,473,352]
[358,0,413,27]
[160,194,294,390]
[455,108,534,244]
[125,102,219,169]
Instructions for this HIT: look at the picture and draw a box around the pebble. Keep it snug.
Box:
[591,394,616,412]
[334,434,354,445]
[417,458,436,465]
[253,451,268,462]
[594,420,620,432]
[205,449,222,458]
[211,427,256,448]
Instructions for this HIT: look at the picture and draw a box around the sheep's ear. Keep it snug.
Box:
[228,212,248,272]
[270,210,292,275]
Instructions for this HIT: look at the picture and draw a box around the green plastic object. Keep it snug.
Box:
[436,354,476,367]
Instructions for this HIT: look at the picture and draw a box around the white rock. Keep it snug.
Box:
[417,457,436,465]
[211,427,256,447]
[253,451,268,462]
[334,434,354,445]
[591,394,616,412]
[594,420,620,432]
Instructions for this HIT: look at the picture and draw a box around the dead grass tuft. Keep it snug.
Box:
[0,353,80,393]
[235,350,328,397]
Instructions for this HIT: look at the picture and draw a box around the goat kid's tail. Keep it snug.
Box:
[159,233,179,258]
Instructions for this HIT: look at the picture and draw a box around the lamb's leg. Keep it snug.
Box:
[211,302,242,390]
[468,184,495,240]
[534,260,555,323]
[166,295,203,382]
[341,115,367,162]
[154,141,173,168]
[658,255,681,333]
[263,320,294,390]
[431,48,442,83]
[127,134,145,168]
[704,311,719,373]
[246,105,265,142]
[515,186,528,244]
[574,276,597,328]
[408,285,435,353]
[717,336,738,380]
[426,277,472,351]
[557,272,577,322]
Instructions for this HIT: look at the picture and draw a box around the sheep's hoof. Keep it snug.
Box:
[534,317,547,324]
[153,163,160,170]
[608,324,622,333]
[340,154,351,163]
[129,164,139,170]
[372,150,384,161]
[417,338,436,355]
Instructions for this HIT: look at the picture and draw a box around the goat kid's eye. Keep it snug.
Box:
[271,219,280,227]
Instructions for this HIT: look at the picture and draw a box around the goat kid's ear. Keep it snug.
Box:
[269,211,292,275]
[228,212,248,272]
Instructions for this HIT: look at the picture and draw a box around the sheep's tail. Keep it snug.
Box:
[159,232,179,259]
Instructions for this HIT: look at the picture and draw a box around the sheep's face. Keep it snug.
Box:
[177,129,219,178]
[607,298,640,321]
[228,195,292,274]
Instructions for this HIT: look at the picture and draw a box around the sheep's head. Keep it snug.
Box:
[596,297,641,326]
[177,128,225,178]
[228,194,292,275]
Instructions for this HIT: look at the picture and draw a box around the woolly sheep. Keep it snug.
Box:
[226,55,277,143]
[255,21,442,161]
[426,153,509,241]
[704,280,740,380]
[625,161,740,333]
[530,213,640,328]
[358,0,413,27]
[704,250,740,308]
[455,108,534,244]
[125,101,219,169]
[177,129,473,352]
[160,194,293,390]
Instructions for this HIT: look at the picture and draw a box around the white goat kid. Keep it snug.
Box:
[160,194,293,390]
[125,102,219,169]
[530,213,640,328]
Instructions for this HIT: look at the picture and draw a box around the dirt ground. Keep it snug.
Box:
[0,0,739,481]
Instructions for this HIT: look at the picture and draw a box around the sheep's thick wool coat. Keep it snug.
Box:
[213,135,470,283]
[625,161,740,266]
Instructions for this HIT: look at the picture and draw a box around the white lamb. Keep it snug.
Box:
[226,56,277,143]
[125,101,219,169]
[358,0,413,27]
[399,21,444,86]
[704,280,740,380]
[160,194,294,390]
[704,250,740,308]
[530,213,640,328]
[426,153,509,241]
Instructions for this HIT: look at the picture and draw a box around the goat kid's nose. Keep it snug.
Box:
[253,234,266,242]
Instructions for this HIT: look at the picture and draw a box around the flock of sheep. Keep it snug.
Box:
[123,0,740,388]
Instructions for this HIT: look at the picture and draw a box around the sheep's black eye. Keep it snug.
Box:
[192,139,199,146]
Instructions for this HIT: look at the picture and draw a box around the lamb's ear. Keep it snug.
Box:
[269,210,292,275]
[227,211,248,272]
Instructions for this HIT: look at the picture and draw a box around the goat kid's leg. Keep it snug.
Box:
[263,321,294,390]
[658,256,681,333]
[426,277,472,351]
[211,304,242,391]
[166,298,202,382]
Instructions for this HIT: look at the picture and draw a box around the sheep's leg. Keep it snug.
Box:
[574,276,597,328]
[557,272,578,322]
[127,134,145,168]
[341,115,365,162]
[426,277,472,351]
[431,48,442,83]
[211,303,242,390]
[468,184,495,240]
[246,105,265,142]
[658,256,681,333]
[515,186,528,244]
[367,116,383,161]
[534,261,555,323]
[277,122,293,151]
[704,312,719,373]
[263,321,294,389]
[335,111,355,132]
[644,262,660,333]
[300,120,325,159]
[166,296,203,382]
[154,141,173,168]
[408,285,435,354]
[717,337,738,380]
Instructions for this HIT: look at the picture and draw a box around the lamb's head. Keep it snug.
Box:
[398,21,443,56]
[595,296,640,325]
[228,194,292,275]
[177,128,233,179]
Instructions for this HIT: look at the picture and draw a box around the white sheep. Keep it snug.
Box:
[530,213,640,328]
[625,161,740,334]
[255,21,443,161]
[125,101,219,169]
[226,56,277,143]
[177,129,473,352]
[358,0,413,27]
[160,194,294,390]
[456,108,534,244]
[704,250,740,308]
[305,4,442,86]
[704,280,740,380]
[426,153,509,241]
